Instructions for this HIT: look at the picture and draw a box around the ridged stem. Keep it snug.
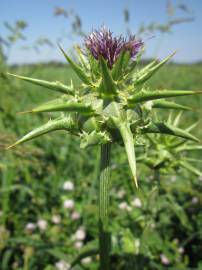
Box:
[99,143,111,270]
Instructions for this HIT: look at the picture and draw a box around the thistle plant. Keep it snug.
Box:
[7,27,201,269]
[137,112,202,180]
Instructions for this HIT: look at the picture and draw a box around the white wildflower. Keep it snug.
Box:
[37,219,47,231]
[12,261,19,269]
[75,241,83,249]
[117,189,126,199]
[198,176,202,181]
[191,197,198,204]
[51,215,61,224]
[71,211,81,220]
[150,223,155,229]
[63,199,74,209]
[55,260,70,270]
[160,254,170,265]
[171,176,176,182]
[25,222,36,231]
[131,198,142,208]
[75,227,86,241]
[81,257,92,264]
[118,202,129,210]
[63,181,74,191]
[178,247,184,254]
[148,175,153,180]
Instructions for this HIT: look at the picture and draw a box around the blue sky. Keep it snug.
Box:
[1,0,202,64]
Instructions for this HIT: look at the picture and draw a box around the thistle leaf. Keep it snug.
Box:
[59,46,91,85]
[176,144,202,152]
[70,240,98,268]
[134,52,176,85]
[80,131,111,148]
[88,52,100,79]
[180,161,202,177]
[185,121,199,132]
[173,111,183,126]
[7,117,76,149]
[26,98,95,115]
[152,100,192,111]
[129,89,202,104]
[114,120,138,187]
[167,111,173,125]
[7,73,72,94]
[74,45,89,70]
[138,59,157,74]
[184,158,202,163]
[99,57,117,96]
[131,60,157,82]
[112,50,130,80]
[141,122,200,142]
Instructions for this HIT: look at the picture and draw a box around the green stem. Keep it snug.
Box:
[154,169,160,185]
[154,168,162,198]
[99,143,111,270]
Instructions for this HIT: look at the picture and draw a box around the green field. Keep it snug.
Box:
[0,63,202,270]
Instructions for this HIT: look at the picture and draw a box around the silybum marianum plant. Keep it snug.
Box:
[137,112,202,178]
[7,27,201,269]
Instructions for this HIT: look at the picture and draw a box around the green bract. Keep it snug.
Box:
[7,43,201,188]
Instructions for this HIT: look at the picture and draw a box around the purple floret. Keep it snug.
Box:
[85,26,143,68]
[124,35,144,59]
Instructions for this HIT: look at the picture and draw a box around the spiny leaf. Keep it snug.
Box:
[112,50,130,80]
[173,111,183,126]
[23,98,95,115]
[152,100,192,111]
[176,144,202,152]
[184,158,202,163]
[167,111,173,125]
[7,117,76,149]
[166,194,191,229]
[134,52,176,85]
[7,73,72,94]
[70,240,98,267]
[138,59,157,74]
[59,45,91,85]
[114,120,138,188]
[74,45,89,70]
[129,89,202,104]
[80,131,111,148]
[180,161,202,177]
[99,57,117,96]
[186,121,199,132]
[132,60,157,82]
[162,110,184,150]
[47,249,71,263]
[141,122,200,142]
[88,52,100,80]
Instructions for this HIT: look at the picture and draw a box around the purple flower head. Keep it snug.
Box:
[124,35,144,59]
[85,26,143,68]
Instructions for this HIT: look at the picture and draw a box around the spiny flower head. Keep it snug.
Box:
[124,35,144,60]
[85,26,143,68]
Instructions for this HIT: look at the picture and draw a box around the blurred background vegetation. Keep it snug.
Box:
[0,0,202,269]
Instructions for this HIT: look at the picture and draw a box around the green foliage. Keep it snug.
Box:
[6,46,201,188]
[0,61,202,269]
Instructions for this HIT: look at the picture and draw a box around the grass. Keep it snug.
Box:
[0,62,202,270]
